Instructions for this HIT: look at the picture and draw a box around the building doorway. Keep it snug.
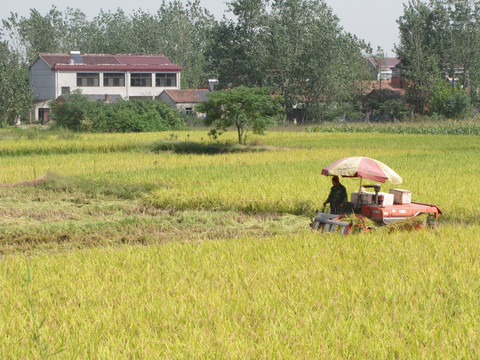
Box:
[38,108,50,124]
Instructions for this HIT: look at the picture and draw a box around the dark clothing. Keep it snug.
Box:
[325,184,348,214]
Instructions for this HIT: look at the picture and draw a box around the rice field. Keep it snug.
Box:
[1,128,479,358]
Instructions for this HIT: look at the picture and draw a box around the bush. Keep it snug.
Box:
[50,91,184,132]
[378,98,410,121]
[365,89,409,121]
[49,91,101,131]
[427,80,470,119]
[304,103,364,122]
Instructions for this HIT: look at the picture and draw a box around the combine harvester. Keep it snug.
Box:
[311,157,442,235]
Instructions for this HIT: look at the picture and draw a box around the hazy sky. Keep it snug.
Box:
[1,0,407,56]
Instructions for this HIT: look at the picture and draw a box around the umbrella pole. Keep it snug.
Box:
[358,178,363,191]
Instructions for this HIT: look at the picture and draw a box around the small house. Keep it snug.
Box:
[158,89,210,115]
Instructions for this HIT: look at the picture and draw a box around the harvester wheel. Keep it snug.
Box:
[337,214,374,235]
[352,215,375,233]
[427,214,437,229]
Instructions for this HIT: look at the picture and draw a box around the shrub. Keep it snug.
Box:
[364,89,409,121]
[378,98,410,121]
[49,91,101,131]
[50,92,184,132]
[427,80,470,119]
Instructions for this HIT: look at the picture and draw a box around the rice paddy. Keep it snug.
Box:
[1,128,479,358]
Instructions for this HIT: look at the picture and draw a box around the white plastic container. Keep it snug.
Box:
[351,191,392,206]
[389,189,412,204]
[378,192,394,206]
[351,191,372,206]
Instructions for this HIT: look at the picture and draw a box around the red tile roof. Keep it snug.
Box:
[162,89,209,103]
[38,53,181,72]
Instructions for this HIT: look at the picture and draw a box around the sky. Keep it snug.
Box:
[0,0,407,56]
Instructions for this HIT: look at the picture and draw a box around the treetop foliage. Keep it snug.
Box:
[396,0,480,116]
[1,0,373,124]
[2,0,479,125]
[196,86,284,144]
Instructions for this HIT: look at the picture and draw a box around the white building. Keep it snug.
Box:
[30,52,182,122]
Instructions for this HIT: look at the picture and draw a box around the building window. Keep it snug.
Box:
[156,73,177,87]
[77,73,99,87]
[185,107,193,114]
[61,86,70,94]
[104,73,125,87]
[131,73,152,87]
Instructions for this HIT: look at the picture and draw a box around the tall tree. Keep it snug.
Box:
[265,0,369,120]
[2,7,63,63]
[205,0,269,88]
[0,42,33,125]
[59,7,91,53]
[206,0,370,121]
[154,0,216,88]
[442,0,480,92]
[396,1,442,113]
[396,0,480,113]
[87,9,135,54]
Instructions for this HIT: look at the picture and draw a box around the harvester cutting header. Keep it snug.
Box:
[311,156,442,234]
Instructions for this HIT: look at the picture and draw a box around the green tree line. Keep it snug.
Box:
[1,0,480,125]
[396,0,480,117]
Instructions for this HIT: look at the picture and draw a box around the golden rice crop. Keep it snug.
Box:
[1,130,478,223]
[1,129,480,358]
[1,225,480,358]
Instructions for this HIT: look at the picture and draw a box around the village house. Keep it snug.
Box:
[368,57,402,83]
[29,52,182,122]
[157,89,210,115]
[366,57,405,99]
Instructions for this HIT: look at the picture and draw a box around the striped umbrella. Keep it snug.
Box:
[322,156,403,184]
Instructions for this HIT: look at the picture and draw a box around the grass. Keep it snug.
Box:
[151,140,278,154]
[1,127,480,358]
[305,118,480,135]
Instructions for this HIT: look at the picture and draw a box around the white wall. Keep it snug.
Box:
[30,60,181,121]
[56,71,181,99]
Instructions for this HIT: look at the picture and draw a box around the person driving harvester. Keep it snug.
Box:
[323,175,348,214]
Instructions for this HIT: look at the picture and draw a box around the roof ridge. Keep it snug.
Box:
[39,53,168,57]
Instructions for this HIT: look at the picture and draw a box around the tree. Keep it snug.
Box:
[196,86,284,144]
[205,0,268,88]
[206,0,370,122]
[396,0,480,114]
[59,7,90,52]
[396,1,442,113]
[441,0,480,97]
[427,79,470,118]
[87,9,135,54]
[153,0,216,88]
[266,0,369,121]
[0,42,33,125]
[2,7,63,63]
